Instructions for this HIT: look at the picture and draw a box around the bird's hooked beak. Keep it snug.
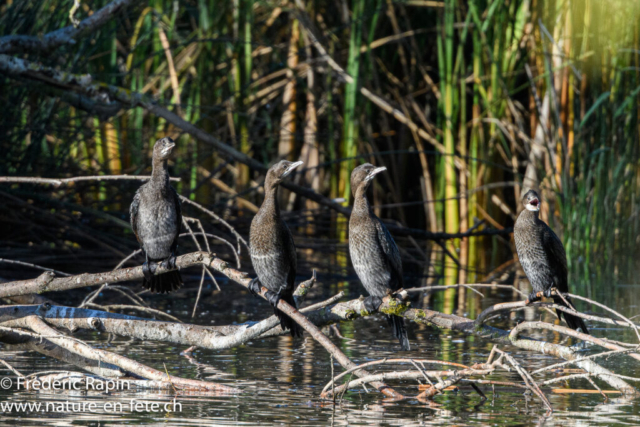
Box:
[282,160,304,178]
[526,198,540,212]
[161,141,176,157]
[365,166,387,182]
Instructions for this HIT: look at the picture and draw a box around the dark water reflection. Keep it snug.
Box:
[0,272,640,425]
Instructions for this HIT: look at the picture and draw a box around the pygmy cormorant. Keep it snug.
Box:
[249,160,304,337]
[349,163,410,350]
[130,137,183,293]
[514,189,589,334]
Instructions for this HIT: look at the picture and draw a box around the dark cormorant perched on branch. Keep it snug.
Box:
[514,189,589,334]
[349,163,410,350]
[130,137,182,293]
[249,160,304,337]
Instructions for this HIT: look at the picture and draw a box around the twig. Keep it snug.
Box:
[494,348,553,413]
[415,366,494,400]
[585,376,608,401]
[0,0,137,54]
[181,217,208,319]
[300,291,343,311]
[179,196,248,254]
[0,357,25,378]
[475,298,637,333]
[406,283,528,298]
[162,362,179,395]
[321,358,471,395]
[509,322,640,362]
[329,366,493,398]
[293,269,317,306]
[0,258,71,277]
[0,175,179,185]
[80,249,142,308]
[330,355,335,404]
[567,292,640,343]
[68,0,81,27]
[192,268,206,319]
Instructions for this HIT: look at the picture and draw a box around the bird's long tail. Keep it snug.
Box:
[386,315,410,351]
[554,296,589,335]
[273,293,303,338]
[142,269,183,294]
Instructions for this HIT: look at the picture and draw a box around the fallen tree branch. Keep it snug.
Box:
[0,290,340,353]
[321,358,474,397]
[2,315,238,393]
[510,322,640,362]
[0,326,124,379]
[300,298,636,394]
[0,175,179,185]
[1,251,634,396]
[0,252,213,298]
[476,299,640,334]
[415,366,493,401]
[328,367,494,397]
[0,251,404,397]
[0,0,137,54]
[208,260,405,399]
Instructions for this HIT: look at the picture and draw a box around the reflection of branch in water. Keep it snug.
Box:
[85,302,182,323]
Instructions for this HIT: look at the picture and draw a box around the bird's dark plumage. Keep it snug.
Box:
[514,190,588,334]
[349,163,410,350]
[130,137,182,294]
[249,160,304,337]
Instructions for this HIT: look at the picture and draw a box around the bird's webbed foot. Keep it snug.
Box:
[168,252,178,269]
[248,278,262,297]
[160,253,178,270]
[543,287,557,298]
[525,291,542,305]
[142,261,154,281]
[265,290,281,308]
[363,296,383,313]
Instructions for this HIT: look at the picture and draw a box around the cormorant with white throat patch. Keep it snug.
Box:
[514,189,589,334]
